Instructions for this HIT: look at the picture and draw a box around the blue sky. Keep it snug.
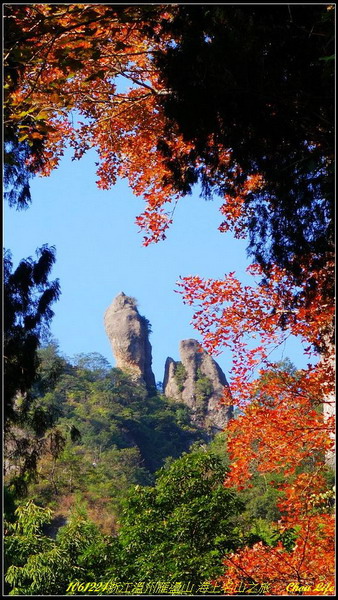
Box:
[4,148,312,383]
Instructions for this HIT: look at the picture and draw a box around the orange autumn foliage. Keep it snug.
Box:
[178,261,335,594]
[5,4,190,241]
[5,4,255,244]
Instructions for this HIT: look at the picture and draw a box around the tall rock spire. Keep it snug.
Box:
[163,339,233,433]
[104,293,156,391]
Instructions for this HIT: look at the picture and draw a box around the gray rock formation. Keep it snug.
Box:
[163,339,233,433]
[104,293,156,391]
[104,297,232,434]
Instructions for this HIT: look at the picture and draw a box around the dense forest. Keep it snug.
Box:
[4,345,334,595]
[4,3,335,596]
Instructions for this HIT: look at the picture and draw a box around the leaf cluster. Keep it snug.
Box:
[17,348,205,518]
[4,246,60,423]
[154,5,334,290]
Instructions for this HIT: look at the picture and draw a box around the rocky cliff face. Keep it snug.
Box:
[104,293,156,391]
[163,339,233,433]
[104,295,232,433]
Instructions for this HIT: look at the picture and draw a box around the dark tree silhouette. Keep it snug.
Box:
[4,4,46,208]
[4,245,60,425]
[153,5,334,290]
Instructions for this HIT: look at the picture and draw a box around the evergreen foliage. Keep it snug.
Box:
[111,448,244,585]
[4,348,333,595]
[4,247,60,425]
[5,448,244,594]
[174,361,187,392]
[4,249,62,498]
[153,5,334,291]
[5,500,111,595]
[195,369,213,415]
[6,348,205,521]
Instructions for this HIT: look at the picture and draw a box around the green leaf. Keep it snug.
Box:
[319,54,335,61]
